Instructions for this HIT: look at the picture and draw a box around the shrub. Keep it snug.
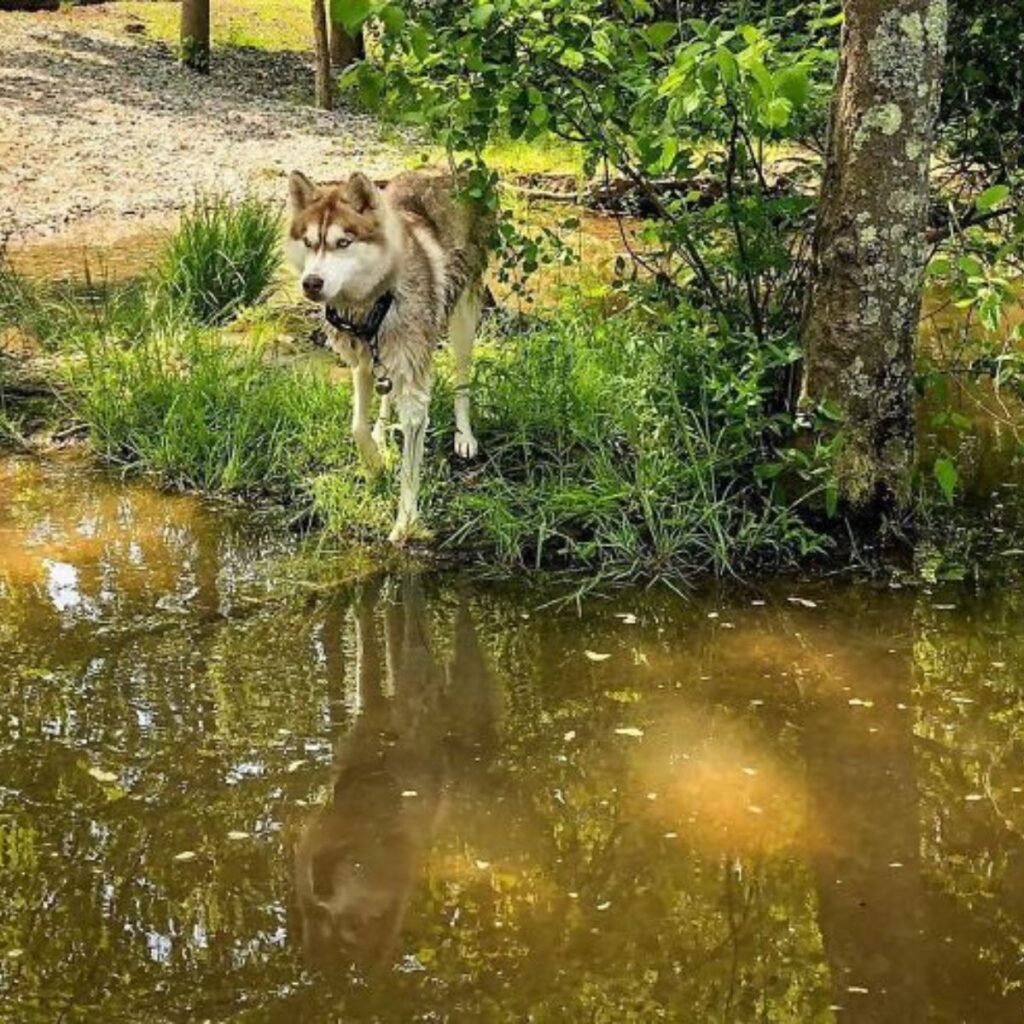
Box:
[74,328,357,500]
[158,195,282,326]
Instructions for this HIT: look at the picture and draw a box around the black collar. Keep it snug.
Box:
[324,292,394,342]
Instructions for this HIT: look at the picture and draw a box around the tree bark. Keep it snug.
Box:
[800,0,949,512]
[311,0,334,110]
[329,15,364,71]
[180,0,211,74]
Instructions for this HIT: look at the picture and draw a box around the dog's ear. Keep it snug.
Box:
[289,170,316,211]
[347,172,379,214]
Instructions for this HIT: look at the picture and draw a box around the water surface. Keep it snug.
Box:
[1,456,1023,1022]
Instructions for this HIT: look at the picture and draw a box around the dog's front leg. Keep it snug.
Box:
[372,392,392,449]
[389,390,430,544]
[351,359,383,473]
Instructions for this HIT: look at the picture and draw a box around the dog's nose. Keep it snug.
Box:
[303,275,324,299]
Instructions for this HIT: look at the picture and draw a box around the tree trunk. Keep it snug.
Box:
[311,0,333,110]
[180,0,210,74]
[329,16,364,71]
[800,0,949,512]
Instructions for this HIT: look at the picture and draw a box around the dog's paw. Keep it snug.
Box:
[454,430,479,460]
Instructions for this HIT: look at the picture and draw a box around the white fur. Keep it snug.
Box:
[449,290,481,459]
[390,385,431,544]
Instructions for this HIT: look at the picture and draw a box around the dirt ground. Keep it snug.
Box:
[0,3,407,245]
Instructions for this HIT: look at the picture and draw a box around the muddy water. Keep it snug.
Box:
[2,457,1024,1023]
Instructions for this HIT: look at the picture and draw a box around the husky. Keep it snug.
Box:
[285,168,490,544]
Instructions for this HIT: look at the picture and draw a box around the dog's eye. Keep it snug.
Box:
[303,237,316,249]
[336,237,352,249]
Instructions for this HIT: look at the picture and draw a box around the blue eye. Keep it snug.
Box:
[336,237,352,249]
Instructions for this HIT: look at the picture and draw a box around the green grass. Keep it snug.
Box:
[158,195,282,326]
[110,0,313,52]
[2,193,831,584]
[66,297,829,582]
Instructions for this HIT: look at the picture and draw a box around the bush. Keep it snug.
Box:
[321,303,830,580]
[75,328,356,499]
[158,195,282,326]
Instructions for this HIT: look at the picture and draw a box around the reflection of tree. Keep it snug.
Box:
[796,600,926,1023]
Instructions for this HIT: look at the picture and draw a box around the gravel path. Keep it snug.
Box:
[0,10,405,242]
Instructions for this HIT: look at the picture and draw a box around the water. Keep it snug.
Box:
[1,455,1023,1023]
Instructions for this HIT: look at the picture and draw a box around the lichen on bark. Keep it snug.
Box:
[800,0,948,514]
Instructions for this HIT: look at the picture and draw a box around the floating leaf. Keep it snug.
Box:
[227,831,250,841]
[614,727,644,738]
[173,851,197,862]
[585,650,611,662]
[87,766,118,784]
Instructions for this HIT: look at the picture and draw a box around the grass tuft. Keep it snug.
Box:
[158,195,282,326]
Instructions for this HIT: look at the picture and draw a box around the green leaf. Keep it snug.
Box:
[975,184,1010,213]
[379,3,404,33]
[774,66,810,107]
[934,456,958,503]
[560,48,585,71]
[333,0,371,36]
[409,24,430,61]
[470,3,496,29]
[957,255,984,277]
[715,48,738,85]
[762,96,792,128]
[529,102,550,127]
[644,21,678,49]
[825,480,839,519]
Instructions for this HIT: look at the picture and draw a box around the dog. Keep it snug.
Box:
[285,168,490,544]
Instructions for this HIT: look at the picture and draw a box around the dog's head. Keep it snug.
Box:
[286,170,398,307]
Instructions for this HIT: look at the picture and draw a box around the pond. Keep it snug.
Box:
[1,454,1023,1022]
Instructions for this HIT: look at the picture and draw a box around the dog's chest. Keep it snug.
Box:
[325,318,436,394]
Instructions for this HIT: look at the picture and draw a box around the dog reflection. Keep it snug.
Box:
[295,576,497,966]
